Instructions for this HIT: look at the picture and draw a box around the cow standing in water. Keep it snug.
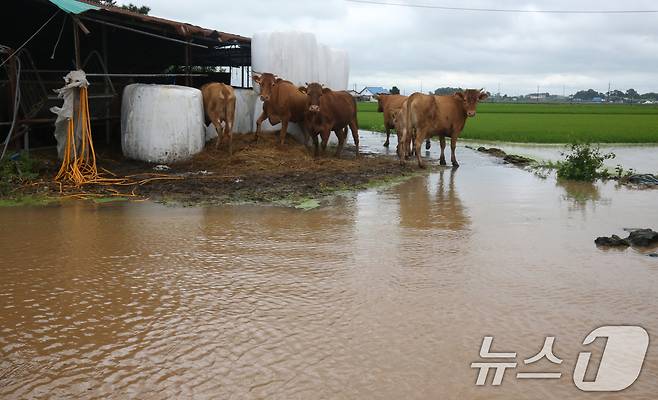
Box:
[302,82,359,158]
[400,89,488,168]
[200,82,236,155]
[374,94,407,147]
[253,73,308,145]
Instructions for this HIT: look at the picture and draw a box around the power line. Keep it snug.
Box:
[346,0,658,14]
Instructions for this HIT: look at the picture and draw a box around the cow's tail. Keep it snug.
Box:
[402,94,414,160]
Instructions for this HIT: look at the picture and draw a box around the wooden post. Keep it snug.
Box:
[102,24,111,145]
[185,41,191,86]
[73,18,81,69]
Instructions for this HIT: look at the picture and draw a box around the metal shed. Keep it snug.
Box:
[1,0,252,155]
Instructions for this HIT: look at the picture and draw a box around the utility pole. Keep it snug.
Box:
[537,85,540,103]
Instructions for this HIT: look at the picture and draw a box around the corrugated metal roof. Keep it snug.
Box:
[362,87,389,95]
[54,0,250,44]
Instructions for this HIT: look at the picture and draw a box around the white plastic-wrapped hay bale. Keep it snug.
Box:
[328,49,349,90]
[252,31,319,87]
[122,84,205,163]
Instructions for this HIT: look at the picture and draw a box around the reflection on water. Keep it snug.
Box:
[1,144,658,399]
[556,179,609,212]
[396,167,468,230]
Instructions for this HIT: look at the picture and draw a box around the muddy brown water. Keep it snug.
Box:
[2,133,658,399]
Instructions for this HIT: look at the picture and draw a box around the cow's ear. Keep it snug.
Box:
[478,91,489,101]
[454,91,465,101]
[322,88,331,94]
[298,86,307,93]
[252,74,261,84]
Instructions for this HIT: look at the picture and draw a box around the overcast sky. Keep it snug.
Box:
[133,0,658,95]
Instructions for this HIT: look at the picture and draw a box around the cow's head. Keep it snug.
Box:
[253,72,278,102]
[454,89,488,117]
[374,94,387,112]
[305,82,327,113]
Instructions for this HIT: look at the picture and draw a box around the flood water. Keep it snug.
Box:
[2,133,658,399]
[462,140,658,173]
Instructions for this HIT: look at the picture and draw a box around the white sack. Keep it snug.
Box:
[50,70,88,160]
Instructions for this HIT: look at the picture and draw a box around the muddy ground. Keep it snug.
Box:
[4,132,417,206]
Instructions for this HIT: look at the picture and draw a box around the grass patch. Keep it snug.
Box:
[357,102,658,143]
[92,197,131,203]
[0,194,55,207]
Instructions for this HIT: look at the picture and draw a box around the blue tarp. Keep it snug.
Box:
[48,0,99,14]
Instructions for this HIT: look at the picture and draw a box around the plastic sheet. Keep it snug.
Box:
[50,70,88,159]
[252,31,349,90]
[121,84,205,163]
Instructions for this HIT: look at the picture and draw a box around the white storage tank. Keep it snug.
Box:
[121,84,205,163]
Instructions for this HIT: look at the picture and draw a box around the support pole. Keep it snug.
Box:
[185,41,191,86]
[102,24,110,145]
[73,19,81,69]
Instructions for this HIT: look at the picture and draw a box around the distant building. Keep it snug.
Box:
[359,86,389,101]
[526,92,550,100]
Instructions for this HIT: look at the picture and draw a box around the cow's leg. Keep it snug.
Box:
[335,128,347,158]
[384,126,390,147]
[224,119,233,156]
[397,127,406,164]
[211,119,223,150]
[312,134,320,158]
[415,130,426,168]
[321,131,330,154]
[450,134,459,167]
[255,111,267,143]
[279,115,290,146]
[439,135,447,165]
[349,120,359,158]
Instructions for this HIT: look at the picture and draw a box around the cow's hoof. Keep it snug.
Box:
[452,162,460,168]
[383,141,390,147]
[439,159,447,166]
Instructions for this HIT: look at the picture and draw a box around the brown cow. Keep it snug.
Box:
[374,94,407,147]
[253,73,308,145]
[200,82,236,155]
[302,82,359,158]
[400,89,488,168]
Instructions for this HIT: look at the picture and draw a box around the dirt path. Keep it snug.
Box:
[5,132,416,207]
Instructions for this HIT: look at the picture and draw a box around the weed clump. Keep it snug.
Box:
[556,143,615,181]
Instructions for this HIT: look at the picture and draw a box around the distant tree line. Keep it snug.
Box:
[95,0,151,14]
[573,88,658,102]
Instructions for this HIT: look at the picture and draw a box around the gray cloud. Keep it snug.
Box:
[135,0,658,95]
